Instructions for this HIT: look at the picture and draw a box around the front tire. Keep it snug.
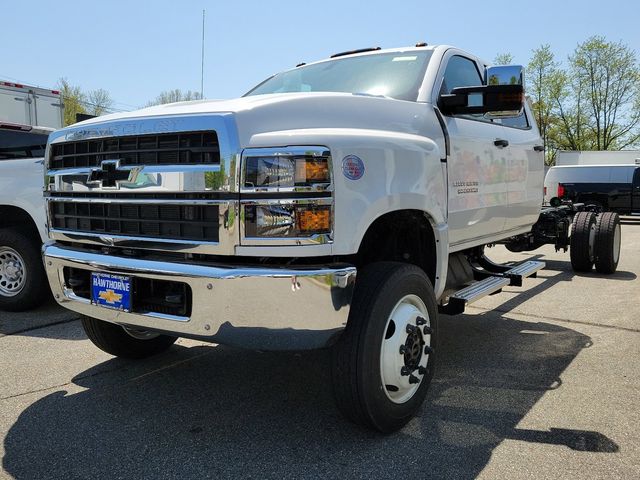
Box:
[0,227,48,312]
[81,316,177,359]
[594,212,621,274]
[331,262,438,433]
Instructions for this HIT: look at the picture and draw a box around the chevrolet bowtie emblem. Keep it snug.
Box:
[98,289,123,305]
[88,160,131,188]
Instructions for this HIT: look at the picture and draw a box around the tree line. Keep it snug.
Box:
[58,79,202,127]
[497,36,640,164]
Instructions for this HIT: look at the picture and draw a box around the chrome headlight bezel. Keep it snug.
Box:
[240,146,333,245]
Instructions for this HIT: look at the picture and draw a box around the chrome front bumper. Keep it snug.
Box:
[44,245,356,350]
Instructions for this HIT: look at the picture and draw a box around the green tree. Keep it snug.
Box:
[570,36,640,150]
[57,78,87,126]
[493,52,514,65]
[146,89,203,106]
[86,88,114,116]
[527,45,563,163]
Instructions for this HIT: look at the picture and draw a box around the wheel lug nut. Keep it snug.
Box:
[418,366,427,375]
[401,366,411,376]
[409,374,420,384]
[416,317,427,326]
[406,324,417,334]
[423,326,433,335]
[399,345,407,355]
[424,345,433,355]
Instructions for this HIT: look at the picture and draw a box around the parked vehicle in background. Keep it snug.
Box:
[545,164,640,215]
[0,122,52,311]
[0,81,64,130]
[556,150,640,166]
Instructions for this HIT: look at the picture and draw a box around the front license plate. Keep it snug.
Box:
[91,273,132,312]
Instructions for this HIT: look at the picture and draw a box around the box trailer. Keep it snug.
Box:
[0,81,63,130]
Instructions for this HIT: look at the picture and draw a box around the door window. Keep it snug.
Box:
[440,55,489,122]
[440,55,483,94]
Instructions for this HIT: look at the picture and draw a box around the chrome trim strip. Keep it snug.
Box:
[44,244,356,350]
[47,197,232,205]
[47,164,222,176]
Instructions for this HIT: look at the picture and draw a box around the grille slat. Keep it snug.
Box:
[51,201,220,242]
[50,132,220,170]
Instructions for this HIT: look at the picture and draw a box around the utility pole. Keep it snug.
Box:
[200,9,205,98]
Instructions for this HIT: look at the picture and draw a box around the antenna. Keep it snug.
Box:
[200,9,205,98]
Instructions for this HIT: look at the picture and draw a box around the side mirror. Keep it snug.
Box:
[438,65,525,118]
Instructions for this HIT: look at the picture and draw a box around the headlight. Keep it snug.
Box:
[244,202,332,238]
[242,147,330,190]
[241,146,333,243]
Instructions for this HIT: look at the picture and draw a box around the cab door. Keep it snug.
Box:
[435,52,508,249]
[500,103,544,232]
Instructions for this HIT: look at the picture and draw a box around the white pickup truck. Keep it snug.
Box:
[42,45,621,432]
[0,124,51,311]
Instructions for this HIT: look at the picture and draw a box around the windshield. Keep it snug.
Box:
[245,50,432,102]
[0,130,49,160]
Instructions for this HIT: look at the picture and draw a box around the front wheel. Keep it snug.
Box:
[331,262,438,433]
[81,316,177,359]
[0,227,49,312]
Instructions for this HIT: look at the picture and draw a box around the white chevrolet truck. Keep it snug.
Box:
[42,45,622,432]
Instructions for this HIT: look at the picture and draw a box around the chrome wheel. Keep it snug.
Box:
[380,294,432,404]
[0,247,27,297]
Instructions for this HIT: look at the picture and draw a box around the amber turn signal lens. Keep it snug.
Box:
[296,207,331,233]
[295,158,330,184]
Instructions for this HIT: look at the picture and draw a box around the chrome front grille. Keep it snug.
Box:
[45,114,241,255]
[49,131,220,170]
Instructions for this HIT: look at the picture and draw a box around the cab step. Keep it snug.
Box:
[440,260,545,315]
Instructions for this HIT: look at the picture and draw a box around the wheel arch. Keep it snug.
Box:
[355,209,448,299]
[0,205,42,243]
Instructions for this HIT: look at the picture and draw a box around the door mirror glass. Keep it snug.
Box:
[485,65,524,86]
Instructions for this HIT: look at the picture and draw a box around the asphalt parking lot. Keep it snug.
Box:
[1,220,639,479]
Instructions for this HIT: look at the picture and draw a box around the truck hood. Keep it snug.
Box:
[74,92,432,147]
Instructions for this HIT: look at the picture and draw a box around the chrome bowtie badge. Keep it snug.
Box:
[87,160,131,189]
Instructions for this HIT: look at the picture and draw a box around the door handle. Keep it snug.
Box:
[533,145,544,152]
[494,139,509,148]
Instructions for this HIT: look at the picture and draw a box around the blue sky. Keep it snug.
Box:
[1,0,638,111]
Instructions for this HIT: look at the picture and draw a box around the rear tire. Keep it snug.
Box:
[331,262,438,433]
[0,227,48,312]
[570,212,596,272]
[594,212,621,274]
[81,316,177,359]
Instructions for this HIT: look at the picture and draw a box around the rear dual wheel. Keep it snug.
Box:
[570,211,621,274]
[594,212,621,274]
[331,262,437,433]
